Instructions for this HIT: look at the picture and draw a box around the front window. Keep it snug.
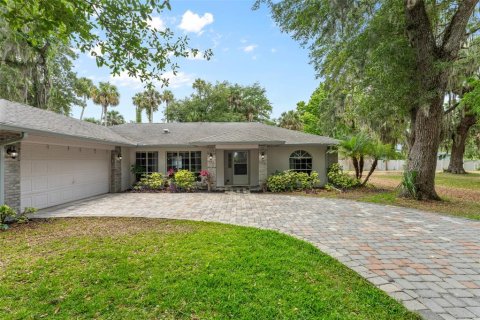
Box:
[289,150,312,174]
[167,151,202,175]
[135,152,158,179]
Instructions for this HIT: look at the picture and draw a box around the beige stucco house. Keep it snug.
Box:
[0,100,338,212]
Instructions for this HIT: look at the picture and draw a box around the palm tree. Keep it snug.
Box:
[132,92,145,123]
[106,110,125,126]
[142,88,162,123]
[361,141,395,186]
[338,134,371,180]
[162,90,174,122]
[91,82,120,126]
[278,110,303,131]
[74,77,94,120]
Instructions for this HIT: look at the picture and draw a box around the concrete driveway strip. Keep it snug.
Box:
[35,193,480,320]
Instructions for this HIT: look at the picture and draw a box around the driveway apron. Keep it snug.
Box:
[36,193,480,320]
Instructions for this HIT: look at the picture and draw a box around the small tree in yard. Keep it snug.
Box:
[339,135,396,186]
[338,134,371,180]
[361,142,396,186]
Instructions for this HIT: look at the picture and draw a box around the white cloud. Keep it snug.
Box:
[110,71,194,89]
[271,48,277,53]
[243,44,257,53]
[147,16,165,31]
[179,10,214,34]
[110,71,143,88]
[161,71,195,88]
[88,45,103,59]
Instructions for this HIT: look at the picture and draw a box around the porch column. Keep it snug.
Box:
[110,146,122,193]
[258,145,268,188]
[3,143,21,213]
[207,146,217,189]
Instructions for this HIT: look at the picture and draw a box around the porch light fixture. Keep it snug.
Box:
[208,153,213,160]
[116,153,123,161]
[260,152,265,160]
[6,146,18,159]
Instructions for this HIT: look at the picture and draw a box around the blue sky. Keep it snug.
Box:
[73,0,319,122]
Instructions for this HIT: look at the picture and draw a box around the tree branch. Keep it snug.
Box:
[444,101,460,115]
[441,0,479,59]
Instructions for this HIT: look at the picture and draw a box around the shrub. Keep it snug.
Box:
[174,170,196,191]
[266,170,320,192]
[401,170,418,199]
[134,172,166,191]
[326,163,359,190]
[0,205,16,228]
[0,205,37,230]
[17,207,37,224]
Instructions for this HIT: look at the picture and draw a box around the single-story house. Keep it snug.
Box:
[1,99,338,212]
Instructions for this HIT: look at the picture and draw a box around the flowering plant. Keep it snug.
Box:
[200,170,210,177]
[200,170,213,191]
[167,168,175,178]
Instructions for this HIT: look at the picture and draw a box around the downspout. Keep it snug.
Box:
[0,132,28,205]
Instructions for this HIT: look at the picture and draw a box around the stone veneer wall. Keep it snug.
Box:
[258,146,268,188]
[110,146,122,193]
[0,131,22,212]
[4,142,21,212]
[207,146,216,189]
[1,131,23,213]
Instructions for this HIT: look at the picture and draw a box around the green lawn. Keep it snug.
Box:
[307,171,480,220]
[0,218,419,320]
[371,171,480,191]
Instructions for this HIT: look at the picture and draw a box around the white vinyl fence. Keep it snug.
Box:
[338,159,480,172]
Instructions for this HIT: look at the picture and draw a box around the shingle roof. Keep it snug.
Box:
[0,99,134,145]
[111,122,338,146]
[0,100,338,146]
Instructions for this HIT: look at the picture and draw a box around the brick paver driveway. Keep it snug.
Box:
[36,193,480,320]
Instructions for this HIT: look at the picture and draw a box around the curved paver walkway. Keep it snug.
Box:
[36,193,480,320]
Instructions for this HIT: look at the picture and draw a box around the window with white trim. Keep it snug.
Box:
[289,150,312,173]
[166,151,202,174]
[135,152,158,179]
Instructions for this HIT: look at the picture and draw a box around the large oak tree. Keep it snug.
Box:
[258,0,480,199]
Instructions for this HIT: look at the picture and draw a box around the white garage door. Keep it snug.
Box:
[21,143,111,210]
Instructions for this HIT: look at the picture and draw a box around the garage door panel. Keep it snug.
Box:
[32,161,48,176]
[32,176,49,191]
[32,194,49,209]
[21,143,111,210]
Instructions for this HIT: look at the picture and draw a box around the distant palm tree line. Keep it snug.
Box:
[75,77,304,132]
[75,77,174,126]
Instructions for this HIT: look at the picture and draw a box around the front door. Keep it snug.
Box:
[232,151,249,185]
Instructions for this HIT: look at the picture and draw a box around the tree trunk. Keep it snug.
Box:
[165,102,169,123]
[150,106,153,123]
[359,156,364,179]
[80,97,87,120]
[406,100,443,200]
[362,159,378,186]
[136,106,142,123]
[103,105,108,126]
[402,0,477,200]
[352,157,360,179]
[446,113,477,174]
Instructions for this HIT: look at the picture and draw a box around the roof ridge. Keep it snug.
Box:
[191,129,275,142]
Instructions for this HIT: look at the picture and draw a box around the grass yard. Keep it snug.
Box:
[0,218,419,320]
[310,171,480,220]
